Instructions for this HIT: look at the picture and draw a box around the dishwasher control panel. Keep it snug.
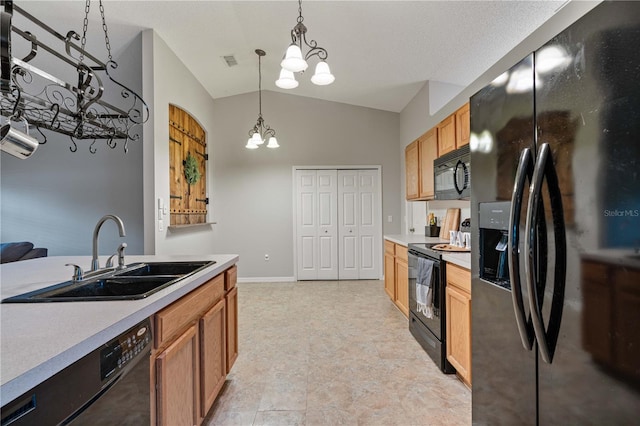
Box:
[100,319,152,382]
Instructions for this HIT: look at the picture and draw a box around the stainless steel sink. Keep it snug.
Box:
[2,260,215,302]
[115,261,213,277]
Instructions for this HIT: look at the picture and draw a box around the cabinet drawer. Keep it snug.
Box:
[384,240,395,255]
[225,265,237,291]
[395,245,408,262]
[447,263,471,294]
[155,274,225,348]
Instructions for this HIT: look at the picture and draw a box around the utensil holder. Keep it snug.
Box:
[426,225,440,237]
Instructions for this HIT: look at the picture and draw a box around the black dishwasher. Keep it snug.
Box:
[1,319,152,426]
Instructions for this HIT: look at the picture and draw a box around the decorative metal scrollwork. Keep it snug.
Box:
[0,1,149,154]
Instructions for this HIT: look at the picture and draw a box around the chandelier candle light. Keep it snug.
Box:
[246,49,279,149]
[275,0,335,89]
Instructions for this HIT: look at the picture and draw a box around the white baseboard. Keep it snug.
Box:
[237,276,296,283]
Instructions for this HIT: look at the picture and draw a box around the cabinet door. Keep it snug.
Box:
[405,140,419,200]
[455,102,470,148]
[156,324,199,426]
[384,252,395,299]
[437,115,456,156]
[200,298,226,419]
[395,256,409,317]
[446,285,471,385]
[418,128,438,199]
[225,286,239,373]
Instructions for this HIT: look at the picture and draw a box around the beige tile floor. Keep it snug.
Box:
[205,280,471,426]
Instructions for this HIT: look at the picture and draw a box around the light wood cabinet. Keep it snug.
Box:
[383,239,409,318]
[446,263,472,387]
[152,268,237,425]
[225,265,238,373]
[384,241,395,298]
[405,140,419,199]
[395,246,409,317]
[419,127,438,199]
[436,102,471,157]
[437,114,456,156]
[405,128,438,201]
[155,324,199,426]
[199,298,226,419]
[455,103,470,148]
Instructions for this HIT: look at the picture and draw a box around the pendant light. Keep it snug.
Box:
[246,49,279,149]
[275,0,334,89]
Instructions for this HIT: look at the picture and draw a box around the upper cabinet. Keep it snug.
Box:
[405,127,438,201]
[437,114,456,156]
[437,102,470,156]
[419,127,438,199]
[455,102,470,148]
[405,140,420,199]
[405,102,469,201]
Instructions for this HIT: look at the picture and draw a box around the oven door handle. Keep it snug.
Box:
[508,147,535,350]
[524,142,566,364]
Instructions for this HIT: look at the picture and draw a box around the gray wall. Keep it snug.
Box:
[1,34,144,257]
[210,91,400,279]
[142,30,400,280]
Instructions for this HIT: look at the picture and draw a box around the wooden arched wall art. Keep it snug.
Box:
[169,105,208,226]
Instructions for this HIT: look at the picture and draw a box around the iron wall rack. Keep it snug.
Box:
[0,1,149,153]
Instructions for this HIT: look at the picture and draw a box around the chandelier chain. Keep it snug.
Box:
[99,0,113,61]
[258,52,262,117]
[297,0,304,23]
[79,0,90,63]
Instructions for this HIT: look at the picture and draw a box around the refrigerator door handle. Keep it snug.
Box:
[508,147,535,350]
[524,143,567,364]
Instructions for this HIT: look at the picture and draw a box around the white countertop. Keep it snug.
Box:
[384,234,471,270]
[0,254,239,406]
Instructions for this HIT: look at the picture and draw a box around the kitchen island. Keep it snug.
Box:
[0,254,238,407]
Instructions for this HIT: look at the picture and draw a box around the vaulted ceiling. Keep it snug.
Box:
[13,1,566,112]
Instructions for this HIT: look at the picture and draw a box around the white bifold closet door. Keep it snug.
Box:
[295,169,380,280]
[337,169,379,280]
[296,170,339,280]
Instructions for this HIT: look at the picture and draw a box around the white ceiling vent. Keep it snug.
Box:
[222,55,238,67]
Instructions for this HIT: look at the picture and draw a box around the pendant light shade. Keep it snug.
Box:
[310,61,335,86]
[266,137,280,148]
[245,49,280,149]
[276,0,334,88]
[281,44,307,72]
[275,68,299,89]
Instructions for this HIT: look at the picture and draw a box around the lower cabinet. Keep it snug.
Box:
[445,262,472,387]
[225,266,239,373]
[155,324,199,426]
[152,268,237,425]
[200,298,226,418]
[395,248,409,317]
[383,239,409,318]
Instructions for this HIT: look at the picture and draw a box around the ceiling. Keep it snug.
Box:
[12,1,567,113]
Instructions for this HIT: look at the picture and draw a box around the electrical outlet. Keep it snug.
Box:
[264,254,270,261]
[387,215,392,222]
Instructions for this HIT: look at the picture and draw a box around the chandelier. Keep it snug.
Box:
[246,49,279,149]
[275,0,334,89]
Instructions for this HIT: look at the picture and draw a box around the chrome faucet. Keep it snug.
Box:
[92,214,126,271]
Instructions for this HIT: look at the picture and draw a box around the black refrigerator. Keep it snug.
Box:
[470,1,640,424]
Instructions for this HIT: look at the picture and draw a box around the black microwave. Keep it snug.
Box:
[434,145,470,200]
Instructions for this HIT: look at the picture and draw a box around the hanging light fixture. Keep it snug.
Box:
[246,49,279,149]
[275,0,334,89]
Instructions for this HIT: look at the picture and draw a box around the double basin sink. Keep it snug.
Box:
[2,261,215,302]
